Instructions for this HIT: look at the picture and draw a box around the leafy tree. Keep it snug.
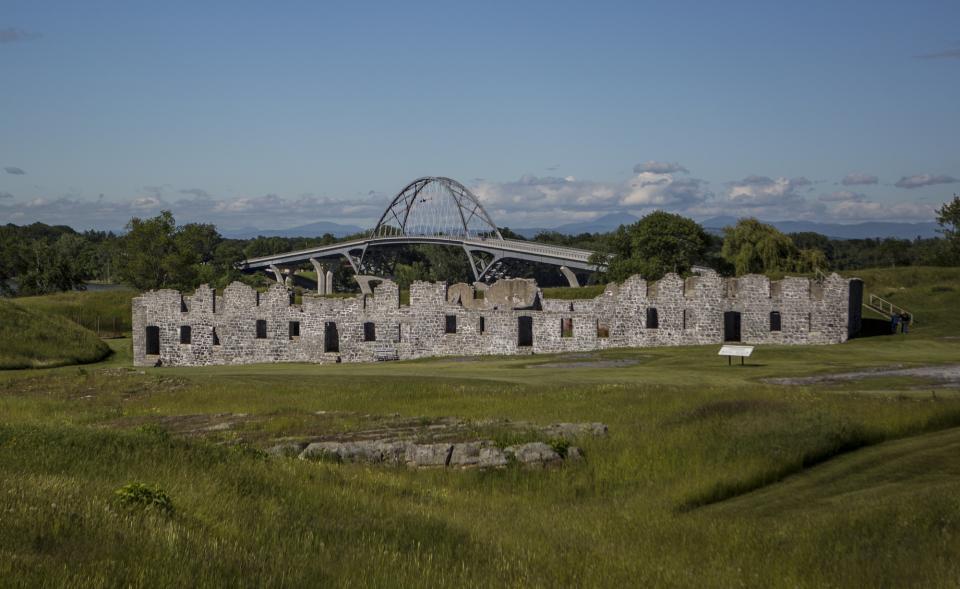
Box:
[117,211,178,290]
[936,194,960,262]
[393,261,431,289]
[721,218,800,275]
[118,211,229,291]
[794,248,828,272]
[497,227,526,240]
[937,194,960,240]
[602,211,709,281]
[15,233,89,295]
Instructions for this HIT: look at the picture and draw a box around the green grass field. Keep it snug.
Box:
[2,267,960,586]
[0,300,112,369]
[14,288,138,337]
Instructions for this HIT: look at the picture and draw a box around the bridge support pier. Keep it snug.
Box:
[267,264,286,287]
[309,258,331,295]
[354,275,381,296]
[559,266,581,288]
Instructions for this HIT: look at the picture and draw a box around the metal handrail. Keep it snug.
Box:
[865,294,914,324]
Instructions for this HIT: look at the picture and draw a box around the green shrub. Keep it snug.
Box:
[115,483,174,515]
[548,438,570,458]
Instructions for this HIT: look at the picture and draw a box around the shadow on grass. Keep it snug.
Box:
[678,407,960,512]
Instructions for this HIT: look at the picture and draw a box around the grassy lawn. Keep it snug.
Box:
[0,300,112,369]
[2,267,960,586]
[15,288,138,337]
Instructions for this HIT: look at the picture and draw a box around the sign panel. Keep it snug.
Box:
[719,345,754,357]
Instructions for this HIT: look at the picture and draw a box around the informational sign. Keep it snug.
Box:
[718,345,754,365]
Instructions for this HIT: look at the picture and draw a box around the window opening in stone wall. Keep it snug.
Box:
[363,322,376,342]
[179,325,191,344]
[180,296,188,313]
[770,311,782,332]
[145,326,160,355]
[724,311,742,342]
[445,315,457,334]
[324,322,340,353]
[212,327,220,346]
[212,291,217,313]
[596,320,609,338]
[807,313,812,331]
[289,321,300,340]
[397,324,402,342]
[256,319,267,339]
[256,291,260,306]
[561,318,573,338]
[479,316,486,334]
[683,309,691,330]
[518,316,533,347]
[646,308,659,329]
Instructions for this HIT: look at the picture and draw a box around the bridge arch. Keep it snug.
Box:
[239,176,604,290]
[371,177,503,240]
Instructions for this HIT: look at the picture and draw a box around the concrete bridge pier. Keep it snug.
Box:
[559,266,581,288]
[267,264,286,286]
[309,258,337,295]
[309,258,329,295]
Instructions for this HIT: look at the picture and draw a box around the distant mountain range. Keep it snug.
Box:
[510,213,641,238]
[220,213,938,241]
[699,216,939,240]
[511,213,938,240]
[221,221,364,239]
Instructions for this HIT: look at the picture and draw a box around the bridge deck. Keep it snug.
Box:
[238,236,601,272]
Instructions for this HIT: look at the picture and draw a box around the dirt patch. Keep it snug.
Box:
[763,364,960,387]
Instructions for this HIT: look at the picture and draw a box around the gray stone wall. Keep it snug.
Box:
[132,270,863,367]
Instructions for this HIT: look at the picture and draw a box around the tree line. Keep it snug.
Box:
[2,195,958,296]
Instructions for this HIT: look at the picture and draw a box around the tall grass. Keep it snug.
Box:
[2,266,960,585]
[0,300,111,369]
[15,289,137,337]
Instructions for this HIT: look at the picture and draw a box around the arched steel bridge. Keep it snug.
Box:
[238,176,604,289]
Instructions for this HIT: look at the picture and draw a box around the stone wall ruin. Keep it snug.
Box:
[131,270,863,367]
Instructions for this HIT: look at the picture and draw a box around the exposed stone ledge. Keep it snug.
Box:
[293,439,582,469]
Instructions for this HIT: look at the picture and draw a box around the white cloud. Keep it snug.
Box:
[1,163,944,231]
[469,169,711,226]
[894,174,959,189]
[725,175,812,207]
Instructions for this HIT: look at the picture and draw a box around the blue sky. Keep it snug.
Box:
[1,0,958,231]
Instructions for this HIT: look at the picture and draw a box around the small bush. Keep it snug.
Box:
[115,483,174,515]
[548,438,570,458]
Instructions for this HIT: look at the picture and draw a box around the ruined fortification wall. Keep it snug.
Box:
[132,270,861,367]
